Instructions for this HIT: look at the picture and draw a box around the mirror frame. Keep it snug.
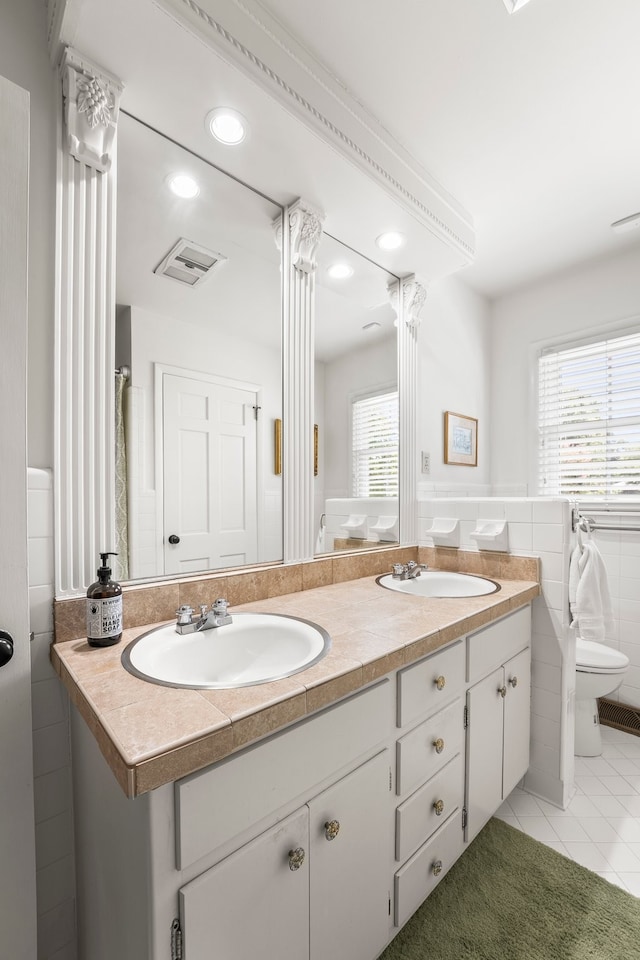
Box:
[52,48,425,598]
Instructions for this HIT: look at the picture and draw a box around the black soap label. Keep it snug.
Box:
[87,595,123,640]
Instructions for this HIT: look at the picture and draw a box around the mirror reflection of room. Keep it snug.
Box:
[115,114,283,581]
[314,234,400,556]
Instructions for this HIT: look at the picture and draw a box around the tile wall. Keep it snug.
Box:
[28,469,76,960]
[580,514,640,709]
[419,496,575,808]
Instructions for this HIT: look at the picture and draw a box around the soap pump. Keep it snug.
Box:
[86,552,123,647]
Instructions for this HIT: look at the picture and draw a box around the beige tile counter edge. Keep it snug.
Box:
[52,571,540,798]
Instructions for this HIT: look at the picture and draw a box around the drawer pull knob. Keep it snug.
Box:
[433,737,445,754]
[498,685,507,698]
[432,859,443,877]
[433,799,445,816]
[288,847,306,871]
[324,819,340,841]
[509,676,518,688]
[435,675,446,691]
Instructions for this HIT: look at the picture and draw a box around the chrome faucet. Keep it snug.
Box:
[175,598,233,634]
[391,561,427,581]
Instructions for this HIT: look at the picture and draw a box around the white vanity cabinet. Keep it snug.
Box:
[464,606,532,842]
[180,750,390,960]
[69,602,534,960]
[392,641,466,927]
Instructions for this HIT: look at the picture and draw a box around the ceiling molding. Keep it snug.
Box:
[155,0,475,262]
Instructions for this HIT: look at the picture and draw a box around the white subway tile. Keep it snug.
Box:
[531,631,562,666]
[538,551,564,581]
[35,812,73,872]
[29,584,54,635]
[28,537,54,589]
[531,686,561,721]
[533,501,565,525]
[33,723,71,779]
[32,679,69,731]
[540,579,564,612]
[36,855,74,916]
[37,899,76,958]
[529,712,560,748]
[533,524,564,554]
[28,488,54,539]
[619,598,640,623]
[505,500,533,523]
[34,768,71,825]
[507,523,533,552]
[532,660,562,695]
[31,633,57,683]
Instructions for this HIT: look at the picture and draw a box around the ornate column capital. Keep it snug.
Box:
[402,278,427,329]
[60,47,124,172]
[288,200,324,274]
[387,276,427,330]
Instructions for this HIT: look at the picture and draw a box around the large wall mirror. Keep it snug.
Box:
[115,113,283,582]
[314,236,400,556]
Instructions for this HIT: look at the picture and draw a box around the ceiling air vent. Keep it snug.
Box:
[154,238,226,287]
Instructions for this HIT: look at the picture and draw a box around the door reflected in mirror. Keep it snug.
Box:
[115,114,283,581]
[314,235,400,556]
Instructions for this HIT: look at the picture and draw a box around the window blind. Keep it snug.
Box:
[352,390,399,497]
[538,330,640,497]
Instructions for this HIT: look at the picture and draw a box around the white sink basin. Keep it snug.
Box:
[122,613,331,689]
[377,571,499,598]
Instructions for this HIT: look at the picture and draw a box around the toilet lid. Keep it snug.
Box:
[576,638,629,671]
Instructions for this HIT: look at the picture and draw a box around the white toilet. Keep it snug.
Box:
[575,638,630,756]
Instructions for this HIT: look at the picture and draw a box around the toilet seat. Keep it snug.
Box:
[576,638,629,674]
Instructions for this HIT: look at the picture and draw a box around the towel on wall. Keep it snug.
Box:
[569,538,614,642]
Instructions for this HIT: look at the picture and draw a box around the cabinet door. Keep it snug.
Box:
[465,667,504,842]
[180,806,309,960]
[503,647,531,799]
[308,750,390,960]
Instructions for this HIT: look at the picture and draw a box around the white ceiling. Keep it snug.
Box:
[258,0,640,298]
[64,0,640,300]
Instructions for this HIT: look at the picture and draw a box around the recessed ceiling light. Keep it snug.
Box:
[611,212,640,235]
[166,173,200,199]
[502,0,535,12]
[327,263,354,279]
[206,108,247,145]
[376,231,406,251]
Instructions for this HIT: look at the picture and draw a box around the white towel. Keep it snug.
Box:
[569,539,614,641]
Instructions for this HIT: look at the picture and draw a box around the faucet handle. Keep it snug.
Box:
[213,598,229,617]
[392,563,405,578]
[176,605,194,625]
[407,560,417,571]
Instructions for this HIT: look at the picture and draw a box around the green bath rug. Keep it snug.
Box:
[380,817,640,960]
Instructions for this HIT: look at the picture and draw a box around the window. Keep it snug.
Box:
[351,388,399,497]
[538,330,640,497]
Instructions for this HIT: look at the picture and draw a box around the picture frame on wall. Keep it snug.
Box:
[444,411,477,466]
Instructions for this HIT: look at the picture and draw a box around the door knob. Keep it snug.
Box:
[0,631,14,668]
[168,534,180,545]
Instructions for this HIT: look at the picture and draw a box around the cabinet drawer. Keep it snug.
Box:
[394,811,463,928]
[466,606,531,685]
[397,641,464,728]
[395,754,463,862]
[396,699,463,796]
[176,680,391,870]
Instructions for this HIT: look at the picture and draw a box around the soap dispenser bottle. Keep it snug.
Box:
[86,552,123,647]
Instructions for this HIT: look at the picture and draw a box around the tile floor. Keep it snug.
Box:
[498,725,640,896]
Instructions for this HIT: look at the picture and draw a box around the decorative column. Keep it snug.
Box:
[54,48,123,596]
[275,199,324,562]
[390,276,427,547]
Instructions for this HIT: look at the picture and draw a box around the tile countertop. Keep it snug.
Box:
[51,572,540,798]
